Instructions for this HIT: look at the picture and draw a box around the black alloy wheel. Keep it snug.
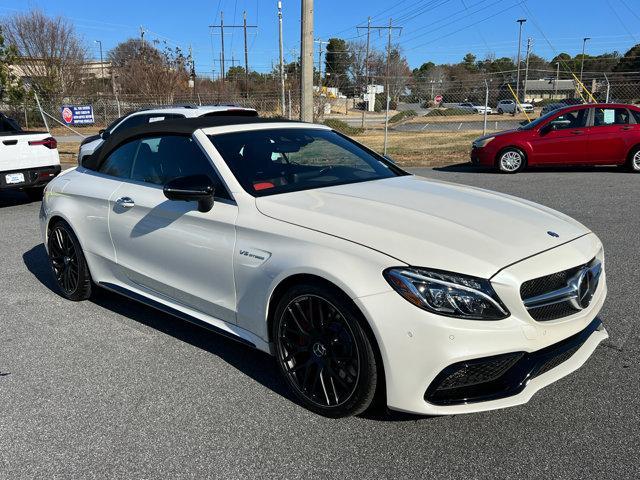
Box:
[273,283,378,417]
[47,221,92,301]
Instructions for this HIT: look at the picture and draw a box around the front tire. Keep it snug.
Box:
[497,147,526,173]
[47,220,92,301]
[627,146,640,172]
[272,283,378,418]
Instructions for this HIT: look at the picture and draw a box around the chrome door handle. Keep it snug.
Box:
[115,196,135,208]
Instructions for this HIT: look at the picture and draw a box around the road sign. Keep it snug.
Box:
[434,95,443,104]
[60,105,95,125]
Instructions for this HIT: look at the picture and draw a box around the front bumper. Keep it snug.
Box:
[470,145,498,167]
[0,165,61,190]
[354,233,607,415]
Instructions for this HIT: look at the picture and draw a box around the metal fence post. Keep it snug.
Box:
[33,91,49,132]
[483,79,489,136]
[604,74,611,103]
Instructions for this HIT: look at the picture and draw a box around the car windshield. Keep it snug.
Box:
[208,128,406,196]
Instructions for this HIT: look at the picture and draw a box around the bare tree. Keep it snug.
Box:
[2,10,86,97]
[109,38,189,101]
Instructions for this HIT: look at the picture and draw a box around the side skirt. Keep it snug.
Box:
[99,281,257,349]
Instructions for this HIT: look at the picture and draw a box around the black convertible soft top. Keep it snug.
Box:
[83,116,303,170]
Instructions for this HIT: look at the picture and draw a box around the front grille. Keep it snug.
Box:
[520,258,597,322]
[526,301,579,322]
[520,265,583,299]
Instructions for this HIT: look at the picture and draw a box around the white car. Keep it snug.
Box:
[496,99,534,114]
[458,102,492,115]
[0,112,60,200]
[40,116,608,418]
[78,105,257,164]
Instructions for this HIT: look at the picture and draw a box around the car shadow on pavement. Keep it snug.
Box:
[434,162,626,174]
[23,243,430,422]
[0,191,37,208]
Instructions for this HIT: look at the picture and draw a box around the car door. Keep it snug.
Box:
[108,134,239,324]
[587,107,633,164]
[529,108,588,164]
[59,145,137,268]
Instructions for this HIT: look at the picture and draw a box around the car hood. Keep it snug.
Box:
[255,175,590,278]
[474,129,517,144]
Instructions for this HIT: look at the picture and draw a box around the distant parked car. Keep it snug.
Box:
[0,112,60,200]
[78,105,257,164]
[496,99,534,114]
[540,103,566,116]
[471,103,640,173]
[458,102,493,114]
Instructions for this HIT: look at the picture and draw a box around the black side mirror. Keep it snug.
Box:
[100,129,110,139]
[163,175,215,213]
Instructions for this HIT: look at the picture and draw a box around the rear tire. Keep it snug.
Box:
[272,282,378,418]
[25,187,44,201]
[497,148,526,173]
[627,146,640,172]
[47,220,92,301]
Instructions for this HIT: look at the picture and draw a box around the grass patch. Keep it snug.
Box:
[323,118,364,135]
[352,129,479,167]
[424,108,471,117]
[389,110,416,123]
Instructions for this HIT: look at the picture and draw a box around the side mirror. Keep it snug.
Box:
[163,174,215,213]
[100,129,110,139]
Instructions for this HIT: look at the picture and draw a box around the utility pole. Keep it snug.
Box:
[580,37,590,82]
[357,17,372,128]
[139,25,146,57]
[555,61,560,98]
[383,19,402,155]
[300,0,314,122]
[278,1,286,115]
[189,45,197,100]
[522,37,532,103]
[515,18,526,104]
[210,11,257,85]
[315,39,328,88]
[358,19,401,149]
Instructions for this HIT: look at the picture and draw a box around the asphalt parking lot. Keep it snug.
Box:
[1,165,638,479]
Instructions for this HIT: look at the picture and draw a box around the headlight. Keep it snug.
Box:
[383,267,509,320]
[472,136,495,148]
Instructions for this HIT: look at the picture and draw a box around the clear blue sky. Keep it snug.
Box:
[2,0,639,77]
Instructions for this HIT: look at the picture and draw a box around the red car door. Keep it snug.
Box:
[529,108,588,165]
[587,107,633,165]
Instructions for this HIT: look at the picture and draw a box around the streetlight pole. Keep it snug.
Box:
[95,40,104,91]
[555,62,560,98]
[515,18,526,105]
[580,37,590,83]
[278,1,286,115]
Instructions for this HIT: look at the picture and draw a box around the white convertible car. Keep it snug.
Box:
[40,116,608,417]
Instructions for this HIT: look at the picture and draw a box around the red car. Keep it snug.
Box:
[471,103,640,173]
